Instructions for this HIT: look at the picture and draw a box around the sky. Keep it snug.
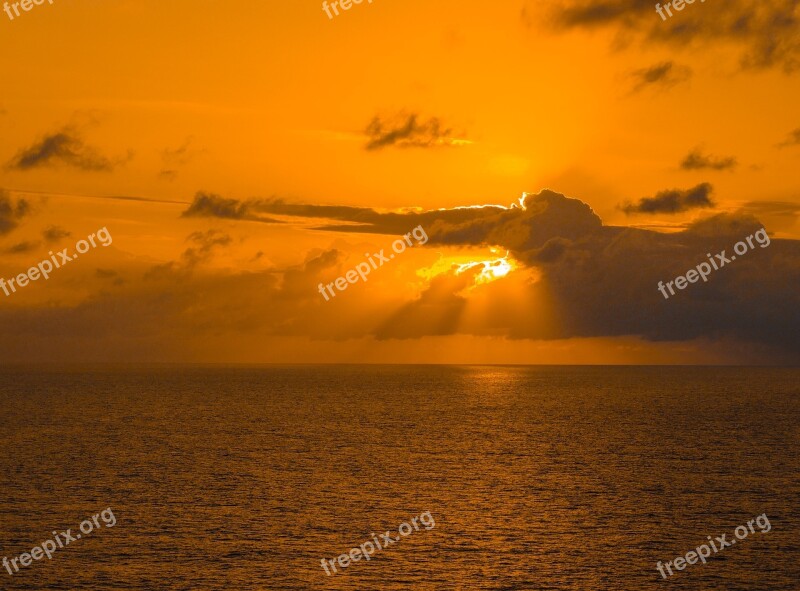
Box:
[0,0,798,364]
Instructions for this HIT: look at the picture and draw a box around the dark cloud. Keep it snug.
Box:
[536,0,800,72]
[247,187,800,356]
[375,271,473,339]
[629,61,692,92]
[777,127,800,147]
[513,211,799,357]
[364,113,468,150]
[42,226,71,243]
[4,241,40,254]
[421,191,603,251]
[680,148,738,171]
[241,199,404,228]
[286,190,600,254]
[621,183,715,215]
[7,126,130,172]
[181,192,284,224]
[311,190,795,357]
[185,229,232,258]
[185,190,597,250]
[3,188,798,362]
[181,192,514,232]
[146,229,233,279]
[0,248,345,362]
[0,190,31,235]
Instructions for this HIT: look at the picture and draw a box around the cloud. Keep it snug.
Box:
[161,137,196,167]
[181,190,597,257]
[158,137,202,180]
[42,225,71,243]
[4,240,40,254]
[621,183,716,215]
[536,0,800,72]
[680,148,738,171]
[364,113,469,150]
[777,127,800,147]
[183,229,232,263]
[552,1,635,27]
[513,209,800,356]
[184,190,601,249]
[0,190,32,235]
[374,270,473,339]
[3,188,798,362]
[629,61,692,93]
[321,189,797,356]
[181,192,284,224]
[7,125,130,172]
[181,193,516,232]
[146,229,233,278]
[183,192,245,219]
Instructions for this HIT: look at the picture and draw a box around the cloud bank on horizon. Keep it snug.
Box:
[181,188,799,351]
[3,187,794,363]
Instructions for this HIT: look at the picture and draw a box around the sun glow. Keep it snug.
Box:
[455,252,516,285]
[416,248,522,289]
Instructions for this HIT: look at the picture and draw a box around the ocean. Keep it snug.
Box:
[0,365,798,589]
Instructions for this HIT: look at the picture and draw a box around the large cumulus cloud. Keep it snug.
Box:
[181,188,799,356]
[3,189,798,362]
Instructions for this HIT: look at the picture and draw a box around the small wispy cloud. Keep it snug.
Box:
[42,226,71,243]
[621,183,715,215]
[629,61,692,93]
[0,190,31,235]
[777,127,800,148]
[680,148,738,171]
[7,125,131,172]
[4,241,40,254]
[158,137,202,181]
[364,113,470,151]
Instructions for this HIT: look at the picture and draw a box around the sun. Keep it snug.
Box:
[455,252,516,285]
[415,248,519,289]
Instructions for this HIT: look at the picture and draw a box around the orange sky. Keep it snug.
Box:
[1,0,798,364]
